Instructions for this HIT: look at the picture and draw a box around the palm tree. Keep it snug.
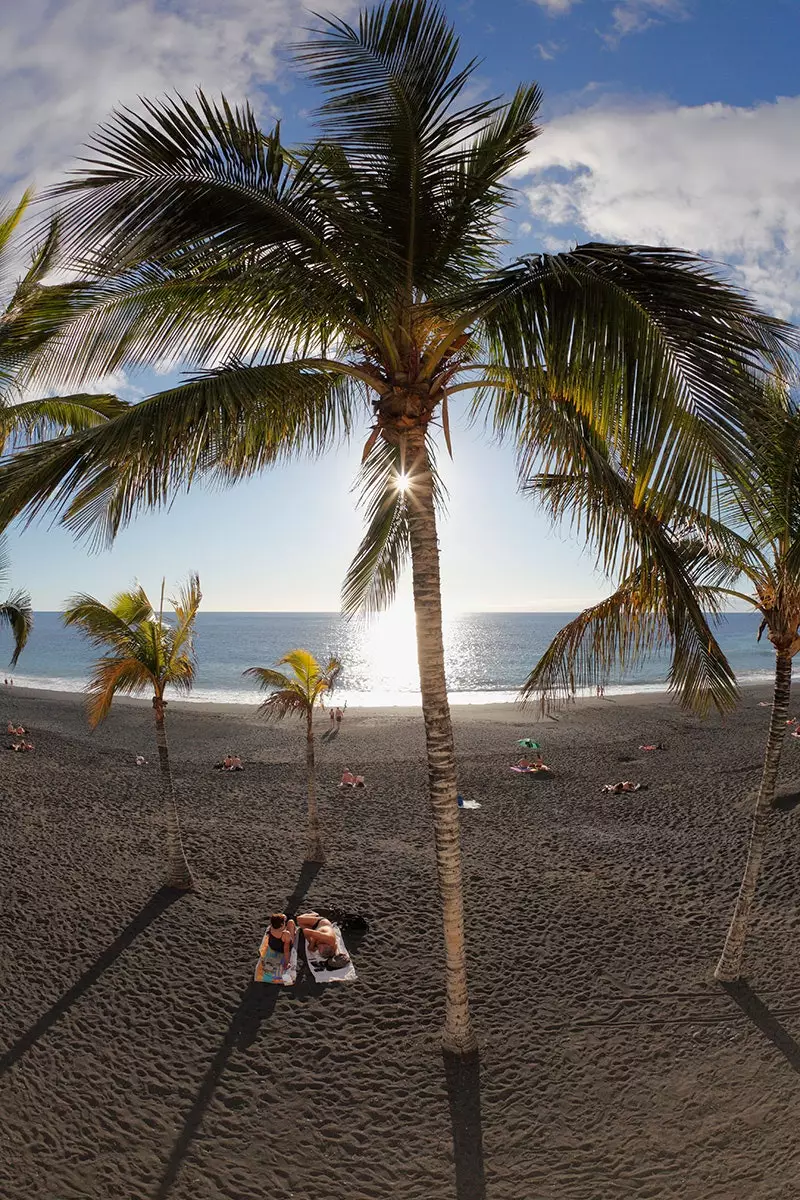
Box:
[519,403,800,983]
[0,191,124,448]
[63,575,201,890]
[0,0,794,1052]
[0,538,32,667]
[244,650,341,864]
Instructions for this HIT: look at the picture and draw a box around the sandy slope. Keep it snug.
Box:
[2,686,800,1199]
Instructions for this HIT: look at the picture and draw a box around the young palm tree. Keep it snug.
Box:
[520,403,800,983]
[0,0,794,1052]
[244,650,341,864]
[63,575,201,890]
[0,538,32,666]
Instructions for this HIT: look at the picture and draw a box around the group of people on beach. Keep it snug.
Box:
[329,706,345,727]
[260,911,350,973]
[7,720,33,752]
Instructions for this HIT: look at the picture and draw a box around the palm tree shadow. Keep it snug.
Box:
[152,861,324,1199]
[721,979,800,1073]
[0,886,183,1079]
[443,1049,487,1200]
[321,727,339,744]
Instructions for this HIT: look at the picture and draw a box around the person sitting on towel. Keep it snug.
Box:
[260,913,296,971]
[296,912,339,959]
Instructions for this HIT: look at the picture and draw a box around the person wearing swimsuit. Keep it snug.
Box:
[258,913,296,976]
[296,912,338,959]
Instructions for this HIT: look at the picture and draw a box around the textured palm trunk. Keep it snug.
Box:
[152,697,193,890]
[404,427,477,1055]
[306,708,324,864]
[715,649,792,981]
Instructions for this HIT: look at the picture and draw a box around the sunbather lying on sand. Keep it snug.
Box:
[639,743,667,751]
[296,913,344,960]
[601,780,646,793]
[340,769,365,787]
[10,741,33,753]
[7,722,24,736]
[512,756,552,774]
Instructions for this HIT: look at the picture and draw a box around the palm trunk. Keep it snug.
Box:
[405,428,476,1055]
[152,697,193,890]
[715,649,792,981]
[306,708,324,864]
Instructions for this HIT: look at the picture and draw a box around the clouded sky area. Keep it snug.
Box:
[2,0,799,612]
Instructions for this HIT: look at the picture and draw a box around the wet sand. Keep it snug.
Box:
[2,684,800,1199]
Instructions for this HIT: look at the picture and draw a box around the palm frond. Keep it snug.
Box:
[168,572,202,662]
[468,245,798,507]
[63,591,145,650]
[0,361,358,546]
[0,589,33,667]
[85,655,155,726]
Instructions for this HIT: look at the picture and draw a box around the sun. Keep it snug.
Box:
[396,472,411,493]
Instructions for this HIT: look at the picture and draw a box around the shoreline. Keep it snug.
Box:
[0,675,778,719]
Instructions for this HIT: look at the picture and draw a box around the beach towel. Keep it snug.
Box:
[458,797,481,809]
[510,765,552,776]
[254,935,298,985]
[517,739,540,750]
[305,925,357,983]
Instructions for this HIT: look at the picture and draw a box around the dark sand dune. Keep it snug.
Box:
[2,687,800,1199]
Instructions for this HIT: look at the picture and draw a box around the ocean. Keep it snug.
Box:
[2,609,776,706]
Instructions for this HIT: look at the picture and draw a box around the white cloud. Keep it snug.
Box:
[529,0,580,14]
[514,95,800,317]
[0,0,352,193]
[607,0,687,39]
[535,40,564,59]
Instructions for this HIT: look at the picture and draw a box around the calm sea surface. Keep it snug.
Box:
[3,610,776,706]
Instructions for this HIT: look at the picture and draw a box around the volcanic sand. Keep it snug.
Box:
[2,685,800,1199]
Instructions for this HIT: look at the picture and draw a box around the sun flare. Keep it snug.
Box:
[396,472,410,493]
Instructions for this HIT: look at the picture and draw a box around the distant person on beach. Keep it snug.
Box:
[335,707,343,727]
[296,913,338,958]
[330,708,335,726]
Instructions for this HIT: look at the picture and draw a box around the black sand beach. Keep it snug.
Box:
[3,685,800,1199]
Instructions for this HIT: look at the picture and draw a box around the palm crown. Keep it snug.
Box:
[245,650,342,718]
[63,574,202,725]
[0,0,793,576]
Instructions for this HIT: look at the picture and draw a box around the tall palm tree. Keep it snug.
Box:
[519,403,800,983]
[0,191,124,447]
[63,575,201,890]
[244,650,341,864]
[0,0,794,1052]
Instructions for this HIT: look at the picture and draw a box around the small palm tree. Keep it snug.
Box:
[0,538,32,667]
[244,650,341,864]
[520,402,800,982]
[63,574,201,890]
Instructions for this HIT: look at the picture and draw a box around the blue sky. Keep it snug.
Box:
[2,0,798,612]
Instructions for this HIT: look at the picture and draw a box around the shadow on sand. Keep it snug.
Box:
[0,886,183,1079]
[444,1049,487,1200]
[152,861,324,1199]
[721,979,800,1074]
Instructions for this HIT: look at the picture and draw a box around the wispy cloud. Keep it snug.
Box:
[514,95,800,317]
[535,40,565,59]
[605,0,688,41]
[529,0,581,14]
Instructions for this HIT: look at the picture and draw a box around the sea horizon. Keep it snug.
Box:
[2,609,777,707]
